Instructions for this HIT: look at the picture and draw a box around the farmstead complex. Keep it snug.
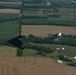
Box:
[0,0,76,75]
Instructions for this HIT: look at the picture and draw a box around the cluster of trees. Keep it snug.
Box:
[0,18,18,23]
[16,48,23,56]
[23,43,53,56]
[20,34,56,44]
[48,15,61,18]
[22,15,48,19]
[58,54,72,62]
[20,34,76,47]
[23,5,51,9]
[0,34,76,56]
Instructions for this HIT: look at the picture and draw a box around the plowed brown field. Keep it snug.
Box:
[21,25,76,37]
[0,57,76,75]
[0,9,20,13]
[0,2,21,4]
[0,46,76,75]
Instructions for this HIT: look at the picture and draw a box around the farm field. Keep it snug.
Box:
[0,13,19,39]
[0,46,76,75]
[0,9,20,13]
[0,20,19,39]
[21,25,76,37]
[0,46,16,57]
[0,0,76,75]
[0,1,21,4]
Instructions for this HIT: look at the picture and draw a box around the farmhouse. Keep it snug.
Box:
[57,60,63,63]
[57,32,62,36]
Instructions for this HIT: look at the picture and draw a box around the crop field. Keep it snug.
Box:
[23,8,76,19]
[21,25,76,37]
[0,20,19,39]
[0,1,21,4]
[0,46,76,75]
[0,9,20,13]
[0,13,19,39]
[0,46,16,57]
[0,13,19,20]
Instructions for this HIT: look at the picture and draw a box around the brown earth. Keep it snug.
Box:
[0,9,20,13]
[0,57,76,75]
[0,46,76,75]
[0,2,21,4]
[21,25,76,37]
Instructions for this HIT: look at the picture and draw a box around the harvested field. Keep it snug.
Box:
[0,2,21,4]
[0,46,76,75]
[21,25,76,37]
[0,9,20,13]
[0,57,76,75]
[0,46,16,57]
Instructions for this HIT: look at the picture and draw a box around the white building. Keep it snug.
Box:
[57,60,63,64]
[57,32,62,36]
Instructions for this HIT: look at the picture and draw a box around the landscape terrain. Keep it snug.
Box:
[0,0,76,75]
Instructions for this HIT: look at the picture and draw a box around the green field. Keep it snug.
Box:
[0,13,19,39]
[0,20,19,39]
[58,37,76,45]
[0,13,19,21]
[28,43,76,57]
[22,18,76,26]
[22,49,37,57]
[22,43,76,57]
[0,3,20,9]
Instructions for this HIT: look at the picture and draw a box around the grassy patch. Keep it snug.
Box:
[22,49,37,57]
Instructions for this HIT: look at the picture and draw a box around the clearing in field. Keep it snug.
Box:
[21,25,76,37]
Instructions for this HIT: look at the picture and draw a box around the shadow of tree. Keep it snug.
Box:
[7,36,24,49]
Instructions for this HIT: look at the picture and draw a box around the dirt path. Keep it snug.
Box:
[21,25,76,37]
[0,9,20,13]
